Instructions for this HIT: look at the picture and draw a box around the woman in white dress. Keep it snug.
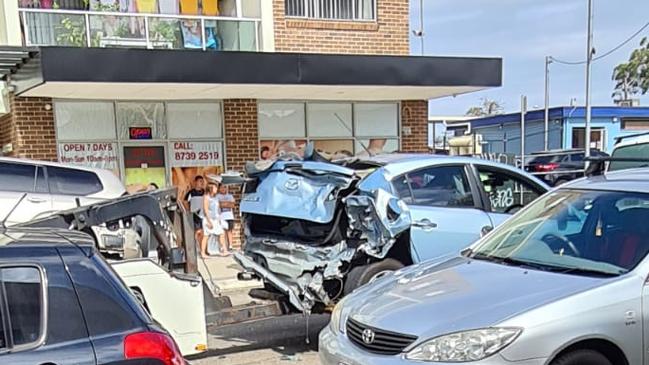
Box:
[200,182,227,258]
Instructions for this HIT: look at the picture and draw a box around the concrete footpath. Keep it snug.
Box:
[198,254,262,305]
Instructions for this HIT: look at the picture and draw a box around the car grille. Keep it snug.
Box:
[346,317,418,355]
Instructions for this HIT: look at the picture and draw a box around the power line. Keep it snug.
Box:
[552,20,649,65]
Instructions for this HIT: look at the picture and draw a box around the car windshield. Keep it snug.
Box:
[470,189,649,277]
[609,143,649,171]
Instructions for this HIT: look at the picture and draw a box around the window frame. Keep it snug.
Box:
[471,164,547,214]
[621,118,649,131]
[284,0,377,22]
[45,166,104,196]
[391,164,483,210]
[0,264,48,354]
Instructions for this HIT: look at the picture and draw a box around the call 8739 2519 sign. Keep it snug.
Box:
[171,141,224,199]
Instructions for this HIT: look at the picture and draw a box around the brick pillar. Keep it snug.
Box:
[223,99,259,248]
[401,100,429,153]
[0,95,56,161]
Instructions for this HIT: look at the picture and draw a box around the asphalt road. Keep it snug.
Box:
[189,314,330,365]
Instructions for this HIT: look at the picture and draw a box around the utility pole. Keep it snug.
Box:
[418,0,425,55]
[521,95,527,171]
[584,0,594,163]
[544,56,552,151]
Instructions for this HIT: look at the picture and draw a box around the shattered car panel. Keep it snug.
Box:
[240,161,356,224]
[234,150,411,312]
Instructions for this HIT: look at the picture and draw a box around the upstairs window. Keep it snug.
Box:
[285,0,376,21]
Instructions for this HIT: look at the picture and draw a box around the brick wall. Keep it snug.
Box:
[400,100,429,152]
[0,95,56,161]
[273,0,409,55]
[223,99,259,248]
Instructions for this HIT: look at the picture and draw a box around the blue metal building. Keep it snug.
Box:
[470,106,649,154]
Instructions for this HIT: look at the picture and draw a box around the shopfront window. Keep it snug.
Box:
[54,101,224,196]
[258,101,400,160]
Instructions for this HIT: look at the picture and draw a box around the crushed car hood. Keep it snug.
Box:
[240,160,356,223]
[344,257,608,340]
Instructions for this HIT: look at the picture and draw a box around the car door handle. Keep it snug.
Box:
[413,219,437,230]
[27,196,47,203]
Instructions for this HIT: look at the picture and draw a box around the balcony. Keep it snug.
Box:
[19,5,262,52]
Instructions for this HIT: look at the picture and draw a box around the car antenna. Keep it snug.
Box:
[333,112,372,157]
[0,193,27,230]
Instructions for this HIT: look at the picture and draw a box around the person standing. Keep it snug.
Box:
[185,175,205,244]
[216,184,236,251]
[200,182,227,258]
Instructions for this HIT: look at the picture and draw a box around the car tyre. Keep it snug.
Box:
[551,349,612,365]
[344,258,403,295]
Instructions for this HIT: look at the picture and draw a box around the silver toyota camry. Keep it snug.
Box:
[320,168,649,365]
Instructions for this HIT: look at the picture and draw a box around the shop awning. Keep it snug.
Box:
[0,47,38,82]
[12,47,502,101]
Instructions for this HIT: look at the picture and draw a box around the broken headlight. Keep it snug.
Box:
[405,328,521,362]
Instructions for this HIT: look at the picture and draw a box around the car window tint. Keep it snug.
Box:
[609,143,649,171]
[0,163,36,193]
[406,166,474,207]
[34,167,48,194]
[1,267,43,347]
[571,153,584,162]
[392,174,413,204]
[478,167,542,214]
[47,167,102,195]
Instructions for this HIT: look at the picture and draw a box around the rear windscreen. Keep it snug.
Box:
[528,155,562,164]
[609,143,649,171]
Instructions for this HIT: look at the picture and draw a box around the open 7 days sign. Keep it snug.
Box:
[58,142,118,170]
[171,141,223,167]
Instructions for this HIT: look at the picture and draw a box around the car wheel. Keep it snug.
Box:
[344,258,404,295]
[551,349,612,365]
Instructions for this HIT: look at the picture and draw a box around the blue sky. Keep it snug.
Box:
[410,0,649,116]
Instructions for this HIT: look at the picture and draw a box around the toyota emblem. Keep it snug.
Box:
[361,329,375,345]
[284,178,300,191]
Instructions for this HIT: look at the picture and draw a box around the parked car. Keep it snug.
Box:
[0,157,151,259]
[608,132,649,171]
[0,226,186,364]
[233,147,548,312]
[320,167,649,365]
[525,148,608,186]
[0,157,126,223]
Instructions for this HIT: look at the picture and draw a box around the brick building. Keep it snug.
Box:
[0,0,501,245]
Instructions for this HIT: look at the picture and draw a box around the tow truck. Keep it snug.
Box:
[15,187,284,357]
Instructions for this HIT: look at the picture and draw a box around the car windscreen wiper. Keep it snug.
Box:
[554,266,623,278]
[470,253,547,271]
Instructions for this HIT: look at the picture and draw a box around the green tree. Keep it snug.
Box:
[465,98,504,117]
[612,37,649,102]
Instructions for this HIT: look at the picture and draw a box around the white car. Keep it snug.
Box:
[0,157,126,225]
[608,132,649,171]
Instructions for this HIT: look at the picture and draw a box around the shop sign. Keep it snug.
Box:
[171,141,222,167]
[129,127,153,140]
[58,142,118,169]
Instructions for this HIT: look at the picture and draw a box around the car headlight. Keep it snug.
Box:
[329,301,347,334]
[405,328,521,362]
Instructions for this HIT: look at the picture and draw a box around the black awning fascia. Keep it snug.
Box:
[36,47,501,88]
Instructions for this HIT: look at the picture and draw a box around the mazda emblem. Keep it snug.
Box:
[284,178,300,191]
[361,328,375,345]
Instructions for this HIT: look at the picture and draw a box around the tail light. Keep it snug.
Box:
[124,331,184,365]
[536,162,558,172]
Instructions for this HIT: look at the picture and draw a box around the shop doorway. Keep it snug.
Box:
[122,145,168,190]
[572,127,605,151]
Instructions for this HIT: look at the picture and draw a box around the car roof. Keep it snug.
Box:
[0,227,95,249]
[561,168,649,193]
[614,133,649,149]
[369,154,548,187]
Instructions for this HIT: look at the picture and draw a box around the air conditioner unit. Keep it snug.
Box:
[615,99,640,107]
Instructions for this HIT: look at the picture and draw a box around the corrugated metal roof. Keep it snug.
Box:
[0,47,38,81]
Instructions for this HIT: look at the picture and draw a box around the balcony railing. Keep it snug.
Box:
[20,8,262,52]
